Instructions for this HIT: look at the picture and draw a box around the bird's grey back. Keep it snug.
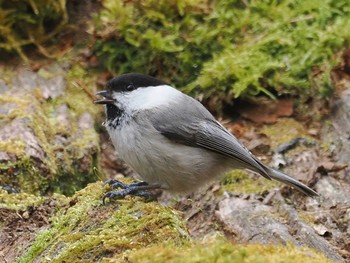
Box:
[148,94,270,178]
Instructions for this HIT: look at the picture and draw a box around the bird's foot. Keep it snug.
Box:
[103,179,148,190]
[102,179,161,204]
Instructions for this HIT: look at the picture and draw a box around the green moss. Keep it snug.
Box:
[0,157,47,195]
[0,95,33,124]
[297,210,318,226]
[17,182,189,263]
[0,0,68,62]
[47,64,101,195]
[49,151,99,196]
[221,170,279,195]
[0,188,44,210]
[93,0,350,101]
[127,239,332,263]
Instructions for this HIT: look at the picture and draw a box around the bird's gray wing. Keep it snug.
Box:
[148,100,271,179]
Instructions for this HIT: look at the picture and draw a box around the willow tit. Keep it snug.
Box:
[96,73,318,202]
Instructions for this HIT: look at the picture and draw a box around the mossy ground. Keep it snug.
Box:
[14,182,332,263]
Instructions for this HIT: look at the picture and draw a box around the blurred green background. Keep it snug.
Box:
[1,0,350,101]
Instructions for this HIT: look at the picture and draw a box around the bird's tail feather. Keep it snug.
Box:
[267,168,318,197]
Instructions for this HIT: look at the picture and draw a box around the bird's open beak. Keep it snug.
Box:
[94,90,115,105]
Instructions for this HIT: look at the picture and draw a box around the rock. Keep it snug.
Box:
[0,80,8,94]
[0,152,10,161]
[78,112,94,130]
[315,176,350,206]
[0,102,16,115]
[0,118,45,161]
[313,224,331,236]
[11,64,66,99]
[54,104,71,132]
[216,197,294,245]
[278,200,344,263]
[216,196,344,262]
[323,89,350,165]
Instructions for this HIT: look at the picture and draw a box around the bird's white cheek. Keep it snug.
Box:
[115,85,182,111]
[111,94,126,110]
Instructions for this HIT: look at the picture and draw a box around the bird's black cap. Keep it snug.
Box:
[107,73,168,93]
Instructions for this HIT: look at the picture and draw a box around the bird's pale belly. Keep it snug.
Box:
[107,124,231,193]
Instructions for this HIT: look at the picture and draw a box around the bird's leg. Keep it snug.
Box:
[102,179,162,204]
[103,179,148,189]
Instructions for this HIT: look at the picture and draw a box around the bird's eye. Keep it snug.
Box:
[126,84,134,91]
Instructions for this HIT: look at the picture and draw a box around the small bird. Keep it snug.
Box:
[95,73,318,203]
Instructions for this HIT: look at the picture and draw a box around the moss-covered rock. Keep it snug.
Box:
[17,182,189,262]
[0,63,100,195]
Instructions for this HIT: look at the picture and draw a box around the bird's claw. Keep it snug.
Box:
[102,179,160,204]
[103,189,129,205]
